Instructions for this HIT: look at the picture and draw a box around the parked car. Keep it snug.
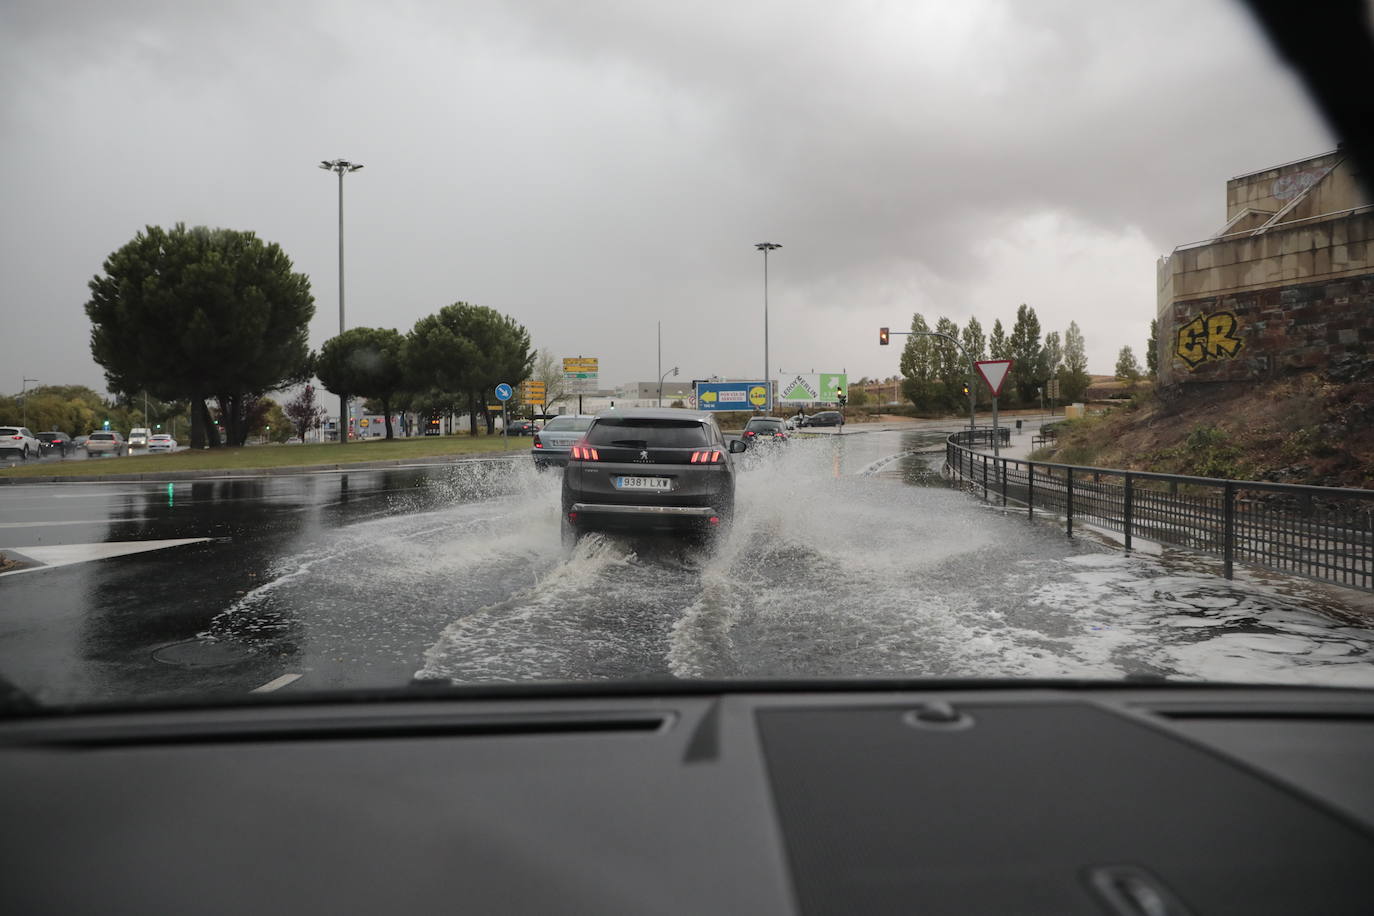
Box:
[505,419,537,436]
[36,431,74,457]
[560,408,747,542]
[0,427,41,460]
[84,431,127,457]
[284,436,303,445]
[147,434,177,452]
[531,415,594,468]
[740,417,789,447]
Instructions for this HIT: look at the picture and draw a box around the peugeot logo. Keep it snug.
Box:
[639,450,649,461]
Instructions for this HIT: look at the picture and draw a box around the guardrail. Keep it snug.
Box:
[946,430,1374,591]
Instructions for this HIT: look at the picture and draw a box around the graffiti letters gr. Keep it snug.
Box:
[1176,311,1243,369]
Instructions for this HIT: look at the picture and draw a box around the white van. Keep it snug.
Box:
[128,427,151,448]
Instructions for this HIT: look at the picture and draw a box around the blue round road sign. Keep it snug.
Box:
[495,383,513,402]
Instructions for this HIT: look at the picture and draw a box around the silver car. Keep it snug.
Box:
[84,431,127,457]
[531,415,594,469]
[560,408,746,541]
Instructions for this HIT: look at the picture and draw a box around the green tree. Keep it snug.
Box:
[1059,321,1091,402]
[316,327,407,439]
[1044,331,1063,379]
[249,398,291,442]
[533,348,572,413]
[407,303,533,436]
[933,316,964,412]
[1115,345,1142,385]
[85,224,314,448]
[1008,304,1046,405]
[1146,319,1159,377]
[988,319,1009,359]
[898,313,936,411]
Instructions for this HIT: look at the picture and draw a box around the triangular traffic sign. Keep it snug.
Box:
[974,359,1014,396]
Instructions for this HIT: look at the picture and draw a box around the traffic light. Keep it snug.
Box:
[879,327,890,345]
[837,389,847,408]
[962,383,970,396]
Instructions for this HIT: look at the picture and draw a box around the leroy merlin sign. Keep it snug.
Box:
[779,372,847,404]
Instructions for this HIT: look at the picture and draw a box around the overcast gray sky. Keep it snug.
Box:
[0,0,1335,397]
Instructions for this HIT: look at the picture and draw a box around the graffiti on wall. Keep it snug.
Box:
[1176,311,1243,370]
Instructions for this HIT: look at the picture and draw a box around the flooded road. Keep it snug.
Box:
[2,428,1373,704]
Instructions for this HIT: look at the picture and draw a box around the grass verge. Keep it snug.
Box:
[0,435,522,479]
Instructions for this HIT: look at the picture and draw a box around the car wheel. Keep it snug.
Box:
[560,513,581,549]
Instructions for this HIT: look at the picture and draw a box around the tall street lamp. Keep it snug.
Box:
[755,242,781,414]
[20,377,37,429]
[319,158,364,443]
[658,366,679,407]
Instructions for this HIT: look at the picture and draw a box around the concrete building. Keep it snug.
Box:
[1156,149,1373,388]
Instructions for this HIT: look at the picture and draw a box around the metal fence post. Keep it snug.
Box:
[982,453,989,501]
[1027,462,1035,519]
[1001,460,1008,507]
[1123,473,1133,553]
[1223,482,1235,580]
[1066,469,1074,538]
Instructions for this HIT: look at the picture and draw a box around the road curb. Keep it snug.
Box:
[0,449,530,485]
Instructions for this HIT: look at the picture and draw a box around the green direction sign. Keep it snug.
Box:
[779,372,847,404]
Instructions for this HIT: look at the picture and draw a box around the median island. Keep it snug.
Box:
[0,436,523,482]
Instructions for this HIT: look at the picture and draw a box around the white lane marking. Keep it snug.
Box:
[251,673,303,693]
[0,538,211,576]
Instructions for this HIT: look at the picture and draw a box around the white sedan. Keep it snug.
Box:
[147,434,178,452]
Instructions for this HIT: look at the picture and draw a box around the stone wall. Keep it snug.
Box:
[1158,272,1374,387]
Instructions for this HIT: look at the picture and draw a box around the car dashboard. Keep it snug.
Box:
[2,681,1373,914]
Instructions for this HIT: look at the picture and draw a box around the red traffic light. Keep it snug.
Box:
[879,327,890,345]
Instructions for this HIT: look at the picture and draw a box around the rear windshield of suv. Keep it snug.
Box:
[90,433,115,440]
[745,418,784,431]
[0,428,19,436]
[541,417,592,432]
[36,433,63,440]
[585,418,710,448]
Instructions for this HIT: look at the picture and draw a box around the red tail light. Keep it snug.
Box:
[690,450,723,463]
[708,516,720,525]
[570,443,600,461]
[533,434,543,448]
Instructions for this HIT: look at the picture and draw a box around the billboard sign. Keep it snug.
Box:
[563,357,599,394]
[778,372,848,404]
[694,381,769,411]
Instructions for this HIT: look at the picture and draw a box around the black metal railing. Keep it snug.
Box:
[946,430,1374,591]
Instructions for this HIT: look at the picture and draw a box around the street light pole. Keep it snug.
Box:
[755,242,781,414]
[20,377,37,429]
[319,158,364,444]
[658,366,679,407]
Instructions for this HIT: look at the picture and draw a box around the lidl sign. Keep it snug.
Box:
[694,381,769,411]
[778,372,847,404]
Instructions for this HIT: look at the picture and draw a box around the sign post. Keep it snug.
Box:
[563,357,598,415]
[495,382,513,449]
[974,359,1014,457]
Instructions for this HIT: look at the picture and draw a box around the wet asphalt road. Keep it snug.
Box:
[2,428,1374,707]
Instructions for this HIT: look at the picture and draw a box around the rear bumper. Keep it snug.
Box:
[531,450,569,466]
[568,502,723,531]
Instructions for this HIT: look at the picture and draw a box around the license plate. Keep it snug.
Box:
[616,476,671,490]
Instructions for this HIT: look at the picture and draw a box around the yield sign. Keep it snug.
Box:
[974,359,1014,396]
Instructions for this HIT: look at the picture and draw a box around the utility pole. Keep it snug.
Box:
[319,158,364,444]
[755,242,781,414]
[20,377,37,429]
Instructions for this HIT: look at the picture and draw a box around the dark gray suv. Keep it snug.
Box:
[561,408,746,541]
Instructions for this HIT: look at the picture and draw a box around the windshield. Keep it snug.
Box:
[541,417,593,432]
[585,418,710,448]
[2,2,1372,712]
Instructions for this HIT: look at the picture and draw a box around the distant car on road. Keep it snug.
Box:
[0,427,41,460]
[560,408,747,542]
[36,431,74,457]
[84,431,127,457]
[128,427,151,448]
[147,434,177,452]
[284,436,303,445]
[741,417,789,447]
[74,435,89,449]
[531,415,594,468]
[803,411,845,427]
[505,419,537,436]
